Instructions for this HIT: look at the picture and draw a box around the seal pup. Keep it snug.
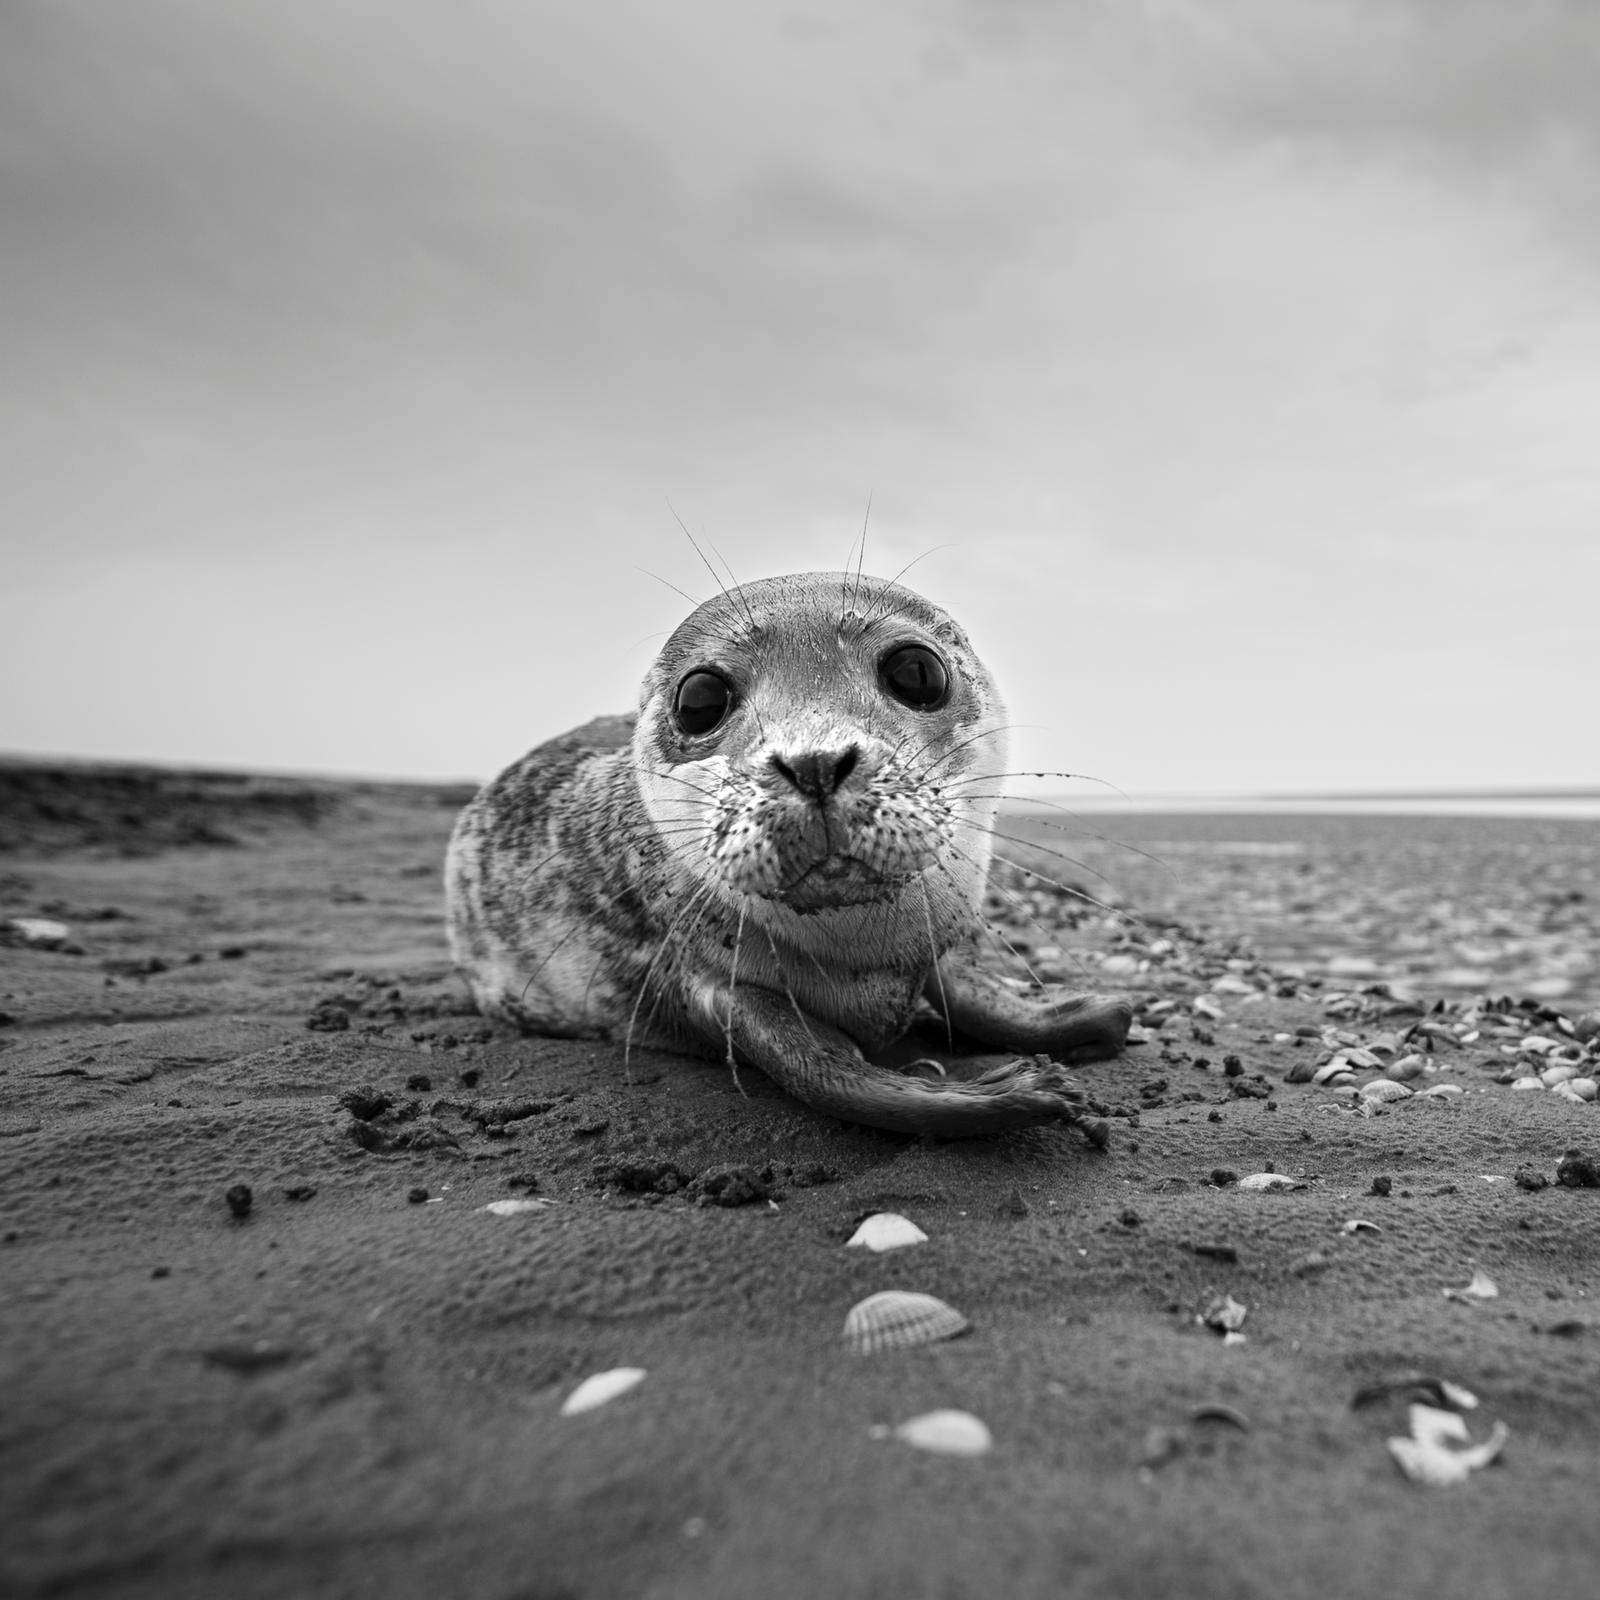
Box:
[445,571,1131,1136]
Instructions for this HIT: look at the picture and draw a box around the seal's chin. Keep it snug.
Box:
[775,854,894,912]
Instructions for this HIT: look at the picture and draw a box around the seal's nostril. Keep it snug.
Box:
[771,745,861,800]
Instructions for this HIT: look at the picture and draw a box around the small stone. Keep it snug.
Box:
[1210,1169,1239,1188]
[1514,1168,1549,1192]
[1369,1175,1393,1197]
[407,1186,429,1204]
[224,1184,252,1220]
[306,1002,350,1032]
[406,1073,432,1092]
[1222,1056,1243,1077]
[1555,1150,1600,1189]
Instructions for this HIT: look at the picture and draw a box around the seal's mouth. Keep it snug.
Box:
[775,853,892,912]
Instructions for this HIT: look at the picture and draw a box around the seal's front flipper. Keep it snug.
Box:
[693,984,1085,1138]
[928,958,1132,1063]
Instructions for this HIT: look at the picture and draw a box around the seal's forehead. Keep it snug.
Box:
[659,571,969,662]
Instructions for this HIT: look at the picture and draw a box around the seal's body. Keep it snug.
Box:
[445,572,1130,1136]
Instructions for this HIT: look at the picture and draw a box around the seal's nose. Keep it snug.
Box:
[770,745,860,801]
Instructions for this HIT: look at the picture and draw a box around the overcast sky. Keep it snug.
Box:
[3,0,1596,796]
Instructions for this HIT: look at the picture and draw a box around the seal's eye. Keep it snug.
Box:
[673,670,734,737]
[879,644,950,711]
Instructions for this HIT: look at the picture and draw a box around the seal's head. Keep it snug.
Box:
[632,572,1008,950]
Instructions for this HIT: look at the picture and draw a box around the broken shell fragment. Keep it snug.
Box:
[845,1213,929,1253]
[1358,1079,1413,1105]
[1567,1078,1597,1101]
[1412,1084,1464,1099]
[1541,1064,1580,1087]
[1388,1403,1509,1486]
[1198,1292,1248,1334]
[560,1367,646,1416]
[1510,1077,1545,1091]
[893,1409,993,1457]
[843,1290,969,1354]
[484,1198,557,1216]
[1443,1269,1499,1303]
[1236,1172,1303,1191]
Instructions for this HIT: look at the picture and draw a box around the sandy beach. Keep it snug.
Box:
[3,764,1597,1600]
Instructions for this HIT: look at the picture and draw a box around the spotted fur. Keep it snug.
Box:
[445,572,1130,1136]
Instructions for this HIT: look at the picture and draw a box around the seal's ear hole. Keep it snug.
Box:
[673,670,735,736]
[879,644,951,711]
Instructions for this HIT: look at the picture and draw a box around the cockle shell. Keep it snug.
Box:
[893,1409,993,1457]
[1358,1079,1413,1104]
[559,1368,646,1415]
[1386,1054,1428,1081]
[843,1290,969,1354]
[1236,1172,1302,1191]
[845,1213,929,1253]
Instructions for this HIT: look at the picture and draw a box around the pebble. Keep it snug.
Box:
[224,1184,252,1220]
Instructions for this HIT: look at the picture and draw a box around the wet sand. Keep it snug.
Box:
[2,765,1597,1600]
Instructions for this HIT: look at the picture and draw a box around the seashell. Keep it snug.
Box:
[845,1213,929,1253]
[1386,1054,1428,1081]
[560,1367,646,1415]
[1550,1081,1586,1104]
[893,1409,993,1457]
[1566,1078,1597,1101]
[1540,1064,1580,1087]
[1387,1404,1509,1486]
[1443,1269,1498,1302]
[1510,1076,1545,1091]
[1518,1035,1559,1055]
[1343,1048,1382,1069]
[1236,1172,1302,1191]
[5,916,72,949]
[843,1290,969,1354]
[1199,1292,1248,1333]
[1342,1218,1382,1234]
[1311,1058,1354,1085]
[1359,1079,1413,1104]
[1192,996,1225,1021]
[1411,1083,1463,1099]
[484,1198,557,1216]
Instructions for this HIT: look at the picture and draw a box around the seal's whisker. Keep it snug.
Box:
[846,491,873,616]
[622,877,719,1074]
[918,875,955,1052]
[906,720,1030,783]
[945,815,1122,892]
[759,924,823,1050]
[635,566,704,610]
[723,901,749,1097]
[858,546,956,625]
[945,768,1132,802]
[668,501,759,633]
[951,792,1176,877]
[926,838,1053,989]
